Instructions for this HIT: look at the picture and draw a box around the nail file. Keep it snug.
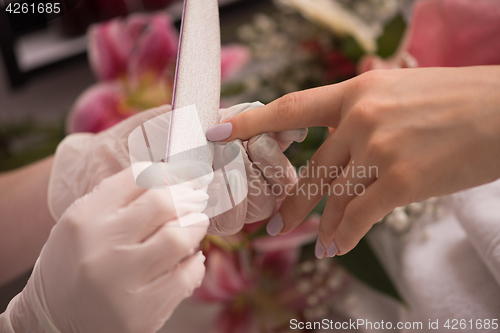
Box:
[167,0,221,164]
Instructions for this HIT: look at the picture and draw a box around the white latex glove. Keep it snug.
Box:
[207,102,308,235]
[48,102,306,236]
[48,105,171,220]
[0,165,210,333]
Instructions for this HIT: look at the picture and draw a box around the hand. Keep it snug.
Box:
[206,66,500,257]
[1,165,209,333]
[48,103,306,237]
[48,105,170,220]
[206,102,307,235]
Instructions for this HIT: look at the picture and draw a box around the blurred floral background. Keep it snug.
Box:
[2,0,500,331]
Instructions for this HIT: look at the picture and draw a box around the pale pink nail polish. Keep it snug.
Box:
[266,212,284,236]
[315,238,325,259]
[326,241,339,257]
[206,123,232,141]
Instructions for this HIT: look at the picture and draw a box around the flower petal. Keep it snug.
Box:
[194,247,254,302]
[221,44,251,81]
[66,83,136,133]
[88,19,131,80]
[407,0,500,67]
[359,0,500,72]
[127,14,179,84]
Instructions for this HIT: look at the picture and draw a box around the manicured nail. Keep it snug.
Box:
[315,238,325,259]
[206,123,232,141]
[266,212,284,236]
[326,241,339,257]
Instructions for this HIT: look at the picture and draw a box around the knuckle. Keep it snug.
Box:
[61,200,88,232]
[348,100,380,132]
[386,166,414,206]
[342,206,363,228]
[356,69,384,88]
[275,92,301,125]
[328,195,346,215]
[366,135,392,163]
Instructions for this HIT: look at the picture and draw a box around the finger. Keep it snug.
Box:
[206,84,347,142]
[70,167,146,217]
[247,133,298,201]
[241,159,276,224]
[215,140,275,230]
[269,128,308,152]
[334,180,394,255]
[115,186,208,242]
[207,167,274,235]
[315,163,375,259]
[137,215,208,284]
[273,133,350,236]
[139,251,206,328]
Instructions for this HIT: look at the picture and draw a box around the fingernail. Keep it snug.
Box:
[206,123,232,141]
[326,241,339,257]
[315,238,325,259]
[266,212,284,236]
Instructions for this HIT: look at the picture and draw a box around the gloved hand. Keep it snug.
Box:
[207,102,307,235]
[48,104,171,220]
[48,102,306,236]
[0,165,210,333]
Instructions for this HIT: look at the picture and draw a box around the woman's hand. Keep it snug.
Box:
[206,66,500,258]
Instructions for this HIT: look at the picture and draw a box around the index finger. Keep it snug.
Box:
[206,83,347,142]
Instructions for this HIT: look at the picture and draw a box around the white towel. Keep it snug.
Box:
[452,180,500,287]
[359,180,500,332]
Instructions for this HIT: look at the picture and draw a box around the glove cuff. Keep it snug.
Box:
[0,260,63,333]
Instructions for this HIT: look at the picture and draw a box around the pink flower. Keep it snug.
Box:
[66,83,136,133]
[127,14,179,85]
[88,13,178,82]
[214,303,258,333]
[221,44,251,81]
[194,246,254,302]
[71,14,250,134]
[359,0,500,72]
[254,215,319,280]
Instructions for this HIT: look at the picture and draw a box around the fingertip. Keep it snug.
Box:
[206,122,233,142]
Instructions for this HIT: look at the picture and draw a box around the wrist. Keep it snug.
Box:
[1,260,62,333]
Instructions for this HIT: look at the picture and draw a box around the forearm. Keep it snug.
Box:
[0,156,55,285]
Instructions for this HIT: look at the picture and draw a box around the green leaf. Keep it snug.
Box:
[340,35,365,62]
[0,121,64,172]
[336,237,404,303]
[376,14,407,59]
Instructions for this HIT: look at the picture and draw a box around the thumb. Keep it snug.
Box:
[206,83,347,142]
